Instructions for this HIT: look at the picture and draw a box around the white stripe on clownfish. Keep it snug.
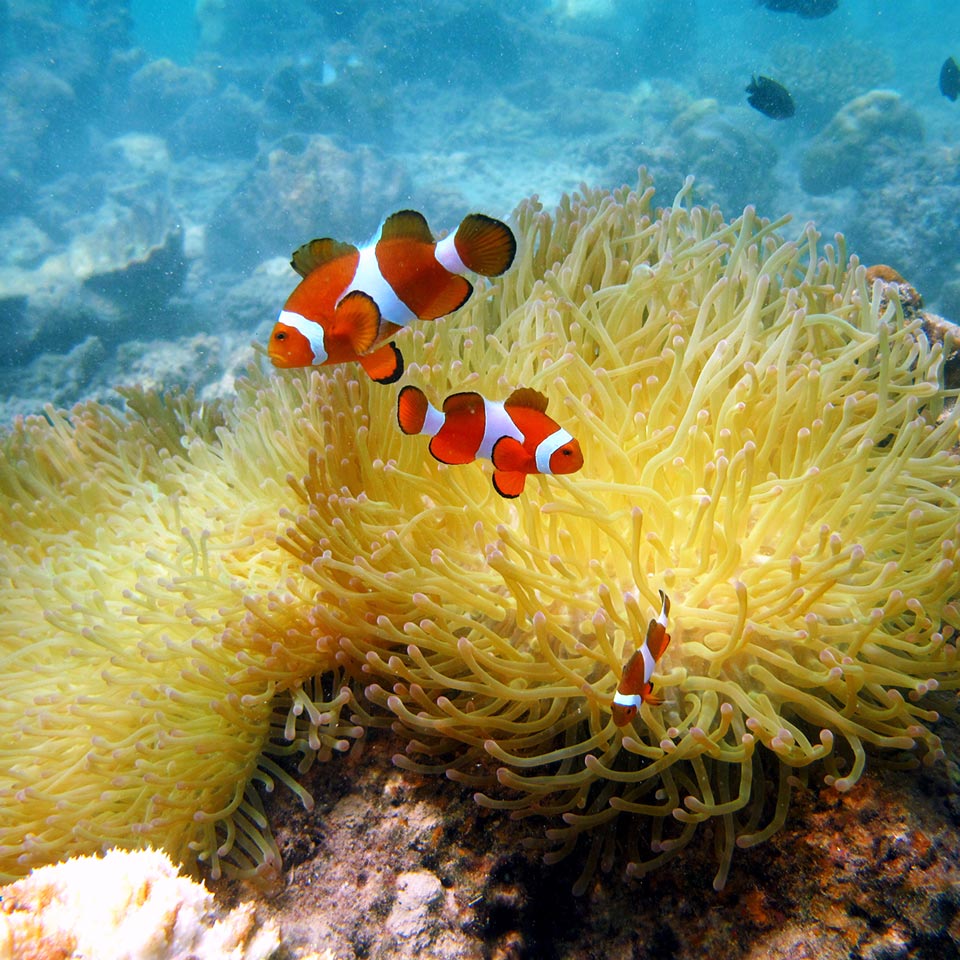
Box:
[416,398,447,438]
[411,393,524,458]
[535,427,574,475]
[434,232,467,274]
[342,241,418,327]
[477,399,523,460]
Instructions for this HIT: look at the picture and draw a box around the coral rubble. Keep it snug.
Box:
[0,847,280,959]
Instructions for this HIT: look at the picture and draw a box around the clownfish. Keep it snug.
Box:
[611,590,672,727]
[269,210,516,383]
[396,385,583,498]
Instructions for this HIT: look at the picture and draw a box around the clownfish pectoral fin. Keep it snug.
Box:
[454,214,517,277]
[491,436,535,475]
[397,384,429,435]
[380,210,434,244]
[504,387,549,414]
[358,341,403,384]
[492,470,527,498]
[332,290,381,355]
[291,237,359,278]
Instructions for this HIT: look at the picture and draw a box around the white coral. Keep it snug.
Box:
[0,848,281,960]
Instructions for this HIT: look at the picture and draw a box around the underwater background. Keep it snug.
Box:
[0,0,957,422]
[3,3,960,959]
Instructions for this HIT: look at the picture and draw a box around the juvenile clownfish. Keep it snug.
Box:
[396,385,583,498]
[269,210,516,383]
[611,590,672,727]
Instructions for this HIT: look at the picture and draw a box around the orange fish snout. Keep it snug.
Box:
[269,313,324,368]
[549,438,583,475]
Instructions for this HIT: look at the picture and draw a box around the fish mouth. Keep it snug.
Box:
[267,349,298,368]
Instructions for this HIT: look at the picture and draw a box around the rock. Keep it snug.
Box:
[170,84,261,160]
[0,62,80,208]
[672,99,779,212]
[128,58,217,128]
[0,217,52,269]
[385,871,445,944]
[207,135,411,272]
[0,198,187,360]
[800,90,923,195]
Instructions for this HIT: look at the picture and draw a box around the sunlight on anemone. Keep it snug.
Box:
[2,174,958,891]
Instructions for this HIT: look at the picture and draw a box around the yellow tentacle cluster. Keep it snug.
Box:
[2,175,958,890]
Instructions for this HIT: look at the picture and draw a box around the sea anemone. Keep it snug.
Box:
[2,175,958,891]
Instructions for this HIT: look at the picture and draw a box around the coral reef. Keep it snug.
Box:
[800,90,924,196]
[232,720,960,959]
[2,178,958,895]
[766,40,895,129]
[670,98,778,212]
[207,134,411,272]
[844,150,960,315]
[0,847,281,959]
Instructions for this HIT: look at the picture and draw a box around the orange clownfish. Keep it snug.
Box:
[396,385,584,498]
[611,590,672,727]
[269,210,516,383]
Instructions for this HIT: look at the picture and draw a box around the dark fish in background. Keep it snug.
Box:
[940,56,960,101]
[746,75,795,119]
[758,0,838,17]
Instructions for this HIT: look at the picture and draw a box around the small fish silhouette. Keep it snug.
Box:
[940,57,960,102]
[757,0,838,17]
[746,75,795,119]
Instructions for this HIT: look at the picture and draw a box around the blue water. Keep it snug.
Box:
[0,0,954,418]
[131,0,197,65]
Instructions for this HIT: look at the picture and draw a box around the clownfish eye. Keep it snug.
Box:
[274,331,287,341]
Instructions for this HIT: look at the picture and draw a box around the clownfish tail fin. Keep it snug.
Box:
[397,385,429,434]
[454,214,517,277]
[658,589,671,621]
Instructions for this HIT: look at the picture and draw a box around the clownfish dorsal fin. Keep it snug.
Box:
[332,290,381,354]
[379,210,434,244]
[504,387,548,413]
[291,237,359,278]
